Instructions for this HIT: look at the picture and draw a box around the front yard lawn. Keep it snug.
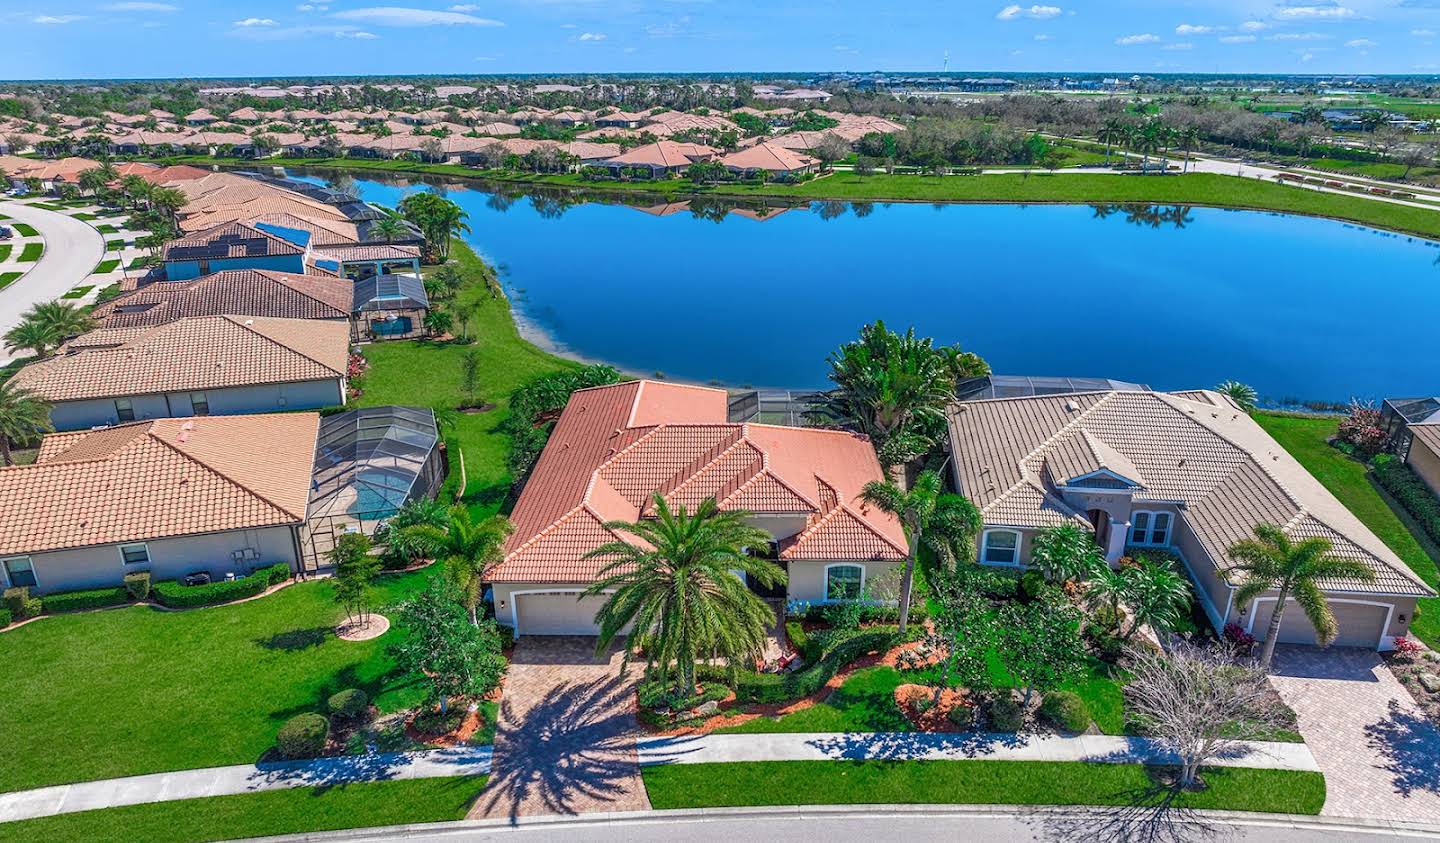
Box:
[0,570,434,794]
[62,285,94,299]
[17,243,42,262]
[0,244,10,262]
[11,223,38,237]
[93,258,120,273]
[105,239,126,251]
[718,666,911,734]
[0,775,488,843]
[0,272,22,289]
[642,760,1325,815]
[1255,412,1440,646]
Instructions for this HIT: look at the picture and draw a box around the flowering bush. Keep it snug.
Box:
[1337,402,1388,457]
[1222,622,1256,652]
[346,352,369,380]
[1392,635,1422,655]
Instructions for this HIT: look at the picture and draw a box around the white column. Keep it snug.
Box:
[1105,520,1130,565]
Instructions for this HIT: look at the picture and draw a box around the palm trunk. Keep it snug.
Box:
[1,437,12,467]
[897,527,920,635]
[1258,585,1290,670]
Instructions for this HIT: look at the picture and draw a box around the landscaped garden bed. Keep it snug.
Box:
[1385,638,1440,727]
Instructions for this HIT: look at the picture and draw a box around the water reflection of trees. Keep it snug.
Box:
[1090,203,1196,230]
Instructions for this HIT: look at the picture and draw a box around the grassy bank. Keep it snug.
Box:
[642,761,1326,815]
[1255,412,1440,646]
[0,776,488,843]
[169,156,1440,240]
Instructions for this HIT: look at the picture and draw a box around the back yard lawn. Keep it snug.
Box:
[642,760,1325,815]
[1255,412,1440,646]
[0,775,488,843]
[0,570,433,794]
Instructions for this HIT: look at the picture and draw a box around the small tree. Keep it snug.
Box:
[926,571,1001,704]
[1124,641,1287,789]
[460,348,482,407]
[995,596,1087,707]
[1120,559,1192,641]
[390,581,506,713]
[1030,523,1105,584]
[330,532,380,626]
[424,308,453,338]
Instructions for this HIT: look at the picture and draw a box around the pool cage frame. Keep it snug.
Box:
[300,405,446,570]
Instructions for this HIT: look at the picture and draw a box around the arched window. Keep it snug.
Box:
[1129,511,1173,547]
[824,564,864,601]
[981,529,1022,566]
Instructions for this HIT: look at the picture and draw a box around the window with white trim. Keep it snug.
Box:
[3,556,36,588]
[981,529,1021,566]
[825,565,863,600]
[1129,511,1173,547]
[119,543,150,566]
[115,397,134,422]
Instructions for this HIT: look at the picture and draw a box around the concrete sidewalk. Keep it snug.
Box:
[0,746,493,824]
[637,731,1319,772]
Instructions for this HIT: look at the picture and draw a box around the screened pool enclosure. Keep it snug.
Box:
[300,406,446,568]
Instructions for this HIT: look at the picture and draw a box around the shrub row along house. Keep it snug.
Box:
[946,387,1434,650]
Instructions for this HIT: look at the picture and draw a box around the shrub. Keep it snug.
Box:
[3,586,42,620]
[1393,636,1422,655]
[0,607,10,628]
[988,697,1024,732]
[152,573,267,608]
[1039,690,1091,733]
[1019,570,1047,602]
[1336,402,1387,457]
[327,688,370,720]
[259,562,292,587]
[123,571,151,600]
[947,703,976,728]
[730,629,901,705]
[1223,621,1257,652]
[785,600,928,626]
[1374,460,1440,546]
[42,586,130,614]
[275,713,330,759]
[785,620,817,662]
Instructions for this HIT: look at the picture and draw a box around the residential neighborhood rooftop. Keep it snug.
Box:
[91,270,354,328]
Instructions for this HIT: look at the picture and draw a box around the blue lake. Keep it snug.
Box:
[325,173,1440,403]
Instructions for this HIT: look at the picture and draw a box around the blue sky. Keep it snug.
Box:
[1,1,1438,80]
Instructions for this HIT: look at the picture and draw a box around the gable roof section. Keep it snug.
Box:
[164,220,304,263]
[491,380,905,583]
[11,316,348,402]
[92,270,353,328]
[0,414,318,556]
[947,390,1434,597]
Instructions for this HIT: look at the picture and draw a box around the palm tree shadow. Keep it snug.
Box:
[1364,698,1440,799]
[475,671,644,822]
[1030,771,1224,843]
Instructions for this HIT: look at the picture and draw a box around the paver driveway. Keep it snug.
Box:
[1268,645,1440,822]
[470,636,651,821]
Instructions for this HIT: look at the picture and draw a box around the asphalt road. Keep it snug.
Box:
[249,805,1440,843]
[0,201,105,364]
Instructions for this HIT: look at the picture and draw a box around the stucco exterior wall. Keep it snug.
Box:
[1406,436,1440,499]
[4,525,299,594]
[48,378,345,431]
[786,559,906,603]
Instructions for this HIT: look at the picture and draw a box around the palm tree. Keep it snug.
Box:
[1128,123,1161,172]
[1226,524,1376,669]
[370,214,408,244]
[1215,380,1259,412]
[119,174,152,210]
[26,301,93,344]
[148,187,187,227]
[1177,126,1202,173]
[583,496,783,695]
[1097,119,1127,165]
[4,319,58,360]
[400,507,513,626]
[859,469,982,635]
[1119,559,1192,641]
[0,381,52,466]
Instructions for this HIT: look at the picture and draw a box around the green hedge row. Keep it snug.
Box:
[42,586,130,614]
[151,563,291,609]
[0,607,11,628]
[1374,459,1440,545]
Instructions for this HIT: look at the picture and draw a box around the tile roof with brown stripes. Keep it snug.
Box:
[0,414,318,556]
[948,390,1434,597]
[490,380,906,584]
[92,270,353,328]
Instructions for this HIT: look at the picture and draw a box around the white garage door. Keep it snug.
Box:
[1253,599,1390,648]
[514,591,607,636]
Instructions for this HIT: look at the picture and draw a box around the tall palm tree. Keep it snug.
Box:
[1215,380,1258,412]
[1178,126,1202,173]
[370,214,408,244]
[583,496,783,695]
[4,319,58,360]
[0,382,52,466]
[148,187,187,227]
[26,301,93,344]
[1097,119,1127,165]
[1226,524,1376,669]
[119,174,152,211]
[859,469,982,635]
[400,507,513,626]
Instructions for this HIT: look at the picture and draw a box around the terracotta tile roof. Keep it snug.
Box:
[490,381,905,584]
[11,316,348,402]
[603,141,718,168]
[315,243,421,262]
[0,414,318,556]
[947,390,1435,598]
[164,220,305,262]
[92,270,353,328]
[719,142,819,172]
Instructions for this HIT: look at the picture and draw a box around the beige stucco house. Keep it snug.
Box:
[947,388,1434,651]
[487,381,908,637]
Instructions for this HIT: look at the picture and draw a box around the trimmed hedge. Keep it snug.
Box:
[1374,458,1440,545]
[275,713,330,759]
[1039,691,1091,733]
[787,600,929,626]
[327,688,369,720]
[153,574,266,609]
[260,562,292,587]
[42,586,130,614]
[3,586,42,621]
[0,607,10,628]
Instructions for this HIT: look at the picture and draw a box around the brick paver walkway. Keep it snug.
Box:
[1269,645,1440,822]
[470,636,651,821]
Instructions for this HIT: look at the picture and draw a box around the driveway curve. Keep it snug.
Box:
[0,201,105,364]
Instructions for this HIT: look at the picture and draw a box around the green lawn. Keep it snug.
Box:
[0,272,22,289]
[95,223,119,233]
[1255,412,1440,646]
[26,202,65,211]
[0,570,436,794]
[70,212,98,220]
[17,243,42,262]
[61,285,94,299]
[93,258,120,273]
[126,257,149,269]
[643,761,1325,815]
[354,241,573,514]
[718,666,912,734]
[0,776,488,843]
[11,223,38,237]
[0,244,10,262]
[105,239,126,251]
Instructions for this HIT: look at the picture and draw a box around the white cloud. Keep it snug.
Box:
[230,23,361,39]
[1239,20,1268,31]
[1344,38,1375,47]
[1033,33,1053,40]
[104,2,180,10]
[578,31,605,40]
[559,23,576,28]
[1220,34,1256,43]
[448,3,479,9]
[1268,31,1330,40]
[1175,24,1214,35]
[996,4,1061,20]
[32,14,87,23]
[1300,51,1315,61]
[1115,33,1160,45]
[332,7,503,26]
[1275,5,1355,20]
[1163,41,1194,50]
[233,17,277,26]
[1411,28,1435,37]
[336,30,378,38]
[297,3,329,10]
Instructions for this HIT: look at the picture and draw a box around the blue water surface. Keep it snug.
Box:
[327,174,1440,402]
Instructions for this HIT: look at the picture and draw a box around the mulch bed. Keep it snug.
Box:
[894,683,976,732]
[335,613,390,642]
[1386,649,1440,726]
[406,705,484,747]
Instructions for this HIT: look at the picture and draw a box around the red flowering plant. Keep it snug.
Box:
[1222,622,1256,653]
[1337,401,1388,457]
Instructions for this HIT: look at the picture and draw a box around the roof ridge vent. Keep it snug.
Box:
[1064,399,1080,412]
